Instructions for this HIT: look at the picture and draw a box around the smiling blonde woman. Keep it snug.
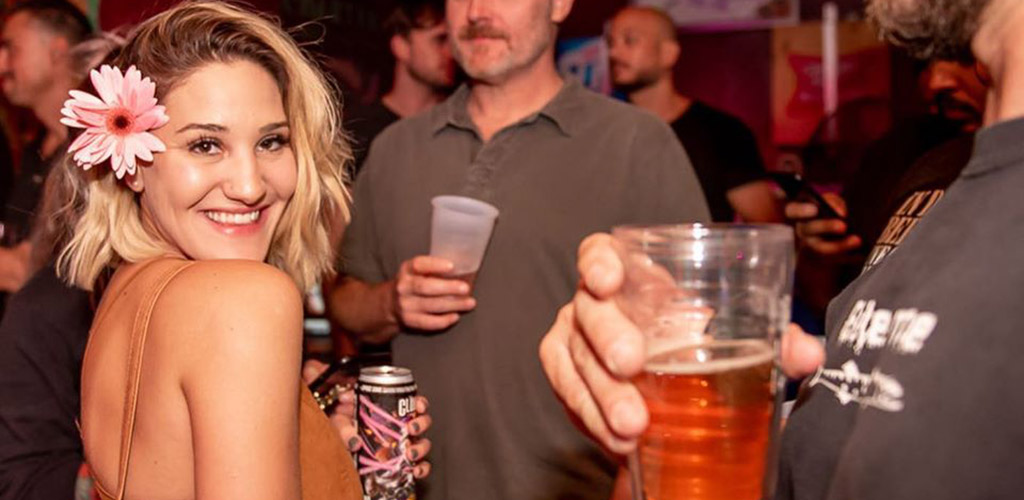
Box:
[52,3,429,499]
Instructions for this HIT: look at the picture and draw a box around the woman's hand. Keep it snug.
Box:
[303,360,433,478]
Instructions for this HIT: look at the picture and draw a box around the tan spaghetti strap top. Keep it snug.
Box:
[85,257,361,500]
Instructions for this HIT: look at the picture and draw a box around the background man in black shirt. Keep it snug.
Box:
[344,0,455,175]
[605,5,782,223]
[0,0,90,293]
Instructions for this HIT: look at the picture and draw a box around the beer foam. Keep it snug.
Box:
[644,339,774,375]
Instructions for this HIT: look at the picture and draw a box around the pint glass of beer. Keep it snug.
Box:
[612,224,794,500]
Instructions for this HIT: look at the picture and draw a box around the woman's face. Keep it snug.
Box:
[134,60,296,262]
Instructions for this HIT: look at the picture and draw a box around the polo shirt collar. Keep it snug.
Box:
[430,78,585,137]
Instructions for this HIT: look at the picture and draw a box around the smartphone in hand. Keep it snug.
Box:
[769,172,844,220]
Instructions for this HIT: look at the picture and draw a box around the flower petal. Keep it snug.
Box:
[67,90,108,109]
[68,107,107,128]
[133,106,169,131]
[137,77,158,111]
[92,66,118,106]
[137,132,166,153]
[123,66,141,111]
[109,66,125,104]
[69,130,100,153]
[124,146,137,172]
[90,135,116,165]
[60,117,86,129]
[152,107,169,128]
[133,111,159,132]
[126,135,154,163]
[110,144,126,179]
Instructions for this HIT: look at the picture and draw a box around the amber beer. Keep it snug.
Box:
[634,338,775,500]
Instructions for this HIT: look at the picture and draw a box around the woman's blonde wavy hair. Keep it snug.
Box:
[57,1,351,292]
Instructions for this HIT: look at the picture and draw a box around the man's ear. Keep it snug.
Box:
[390,33,411,64]
[551,0,576,24]
[660,39,680,69]
[49,35,70,61]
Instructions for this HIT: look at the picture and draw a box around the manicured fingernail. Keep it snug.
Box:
[410,448,419,460]
[610,400,644,433]
[412,422,421,433]
[347,437,360,451]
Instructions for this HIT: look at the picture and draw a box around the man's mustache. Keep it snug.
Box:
[459,23,508,41]
[934,90,981,119]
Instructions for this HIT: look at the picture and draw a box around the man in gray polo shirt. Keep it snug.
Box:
[330,1,708,499]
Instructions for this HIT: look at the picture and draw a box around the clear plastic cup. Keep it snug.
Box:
[429,196,499,285]
[613,224,795,500]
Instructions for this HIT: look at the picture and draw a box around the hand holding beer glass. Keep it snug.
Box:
[613,224,794,500]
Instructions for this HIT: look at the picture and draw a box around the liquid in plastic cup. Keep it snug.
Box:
[429,195,499,287]
[613,223,795,500]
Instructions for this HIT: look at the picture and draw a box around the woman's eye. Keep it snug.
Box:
[258,134,289,152]
[188,138,222,156]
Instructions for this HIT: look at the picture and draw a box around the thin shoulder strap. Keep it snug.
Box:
[113,259,194,500]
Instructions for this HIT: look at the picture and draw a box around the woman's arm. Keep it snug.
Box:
[158,261,304,500]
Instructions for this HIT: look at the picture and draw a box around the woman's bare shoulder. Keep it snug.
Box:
[167,259,299,293]
[148,260,304,374]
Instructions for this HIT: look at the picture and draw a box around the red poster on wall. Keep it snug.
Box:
[772,21,890,146]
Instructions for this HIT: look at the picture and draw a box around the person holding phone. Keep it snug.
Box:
[786,59,986,267]
[785,58,987,321]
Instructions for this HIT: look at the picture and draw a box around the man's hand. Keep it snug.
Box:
[784,193,862,256]
[538,233,827,454]
[302,360,433,478]
[0,242,32,292]
[392,256,476,331]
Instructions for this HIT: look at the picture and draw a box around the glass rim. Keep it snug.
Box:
[431,195,500,218]
[612,223,793,250]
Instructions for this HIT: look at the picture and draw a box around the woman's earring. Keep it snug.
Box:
[126,174,143,192]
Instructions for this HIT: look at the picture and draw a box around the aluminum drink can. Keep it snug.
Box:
[355,366,418,500]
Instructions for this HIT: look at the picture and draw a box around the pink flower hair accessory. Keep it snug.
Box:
[60,65,170,180]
